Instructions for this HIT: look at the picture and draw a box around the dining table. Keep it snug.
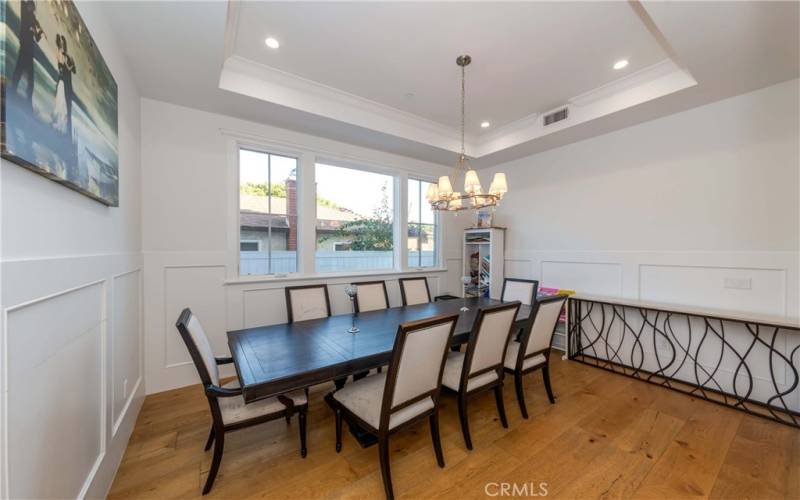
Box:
[227,296,532,404]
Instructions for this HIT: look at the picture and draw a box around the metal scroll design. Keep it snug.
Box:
[567,299,800,427]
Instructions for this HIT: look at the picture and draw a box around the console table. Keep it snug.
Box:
[567,294,800,428]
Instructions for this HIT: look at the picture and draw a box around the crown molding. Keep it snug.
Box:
[568,59,680,107]
[219,55,475,155]
[471,58,696,158]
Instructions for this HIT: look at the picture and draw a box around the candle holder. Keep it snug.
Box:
[344,285,360,333]
[460,276,472,312]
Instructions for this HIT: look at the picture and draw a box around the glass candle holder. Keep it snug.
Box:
[344,285,360,333]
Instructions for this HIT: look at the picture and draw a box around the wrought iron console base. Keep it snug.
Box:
[568,296,800,428]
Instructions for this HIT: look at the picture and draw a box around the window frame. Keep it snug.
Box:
[407,177,440,269]
[233,141,303,277]
[225,132,447,283]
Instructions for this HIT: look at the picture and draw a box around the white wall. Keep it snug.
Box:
[140,98,466,394]
[489,79,800,319]
[489,79,800,411]
[0,2,143,498]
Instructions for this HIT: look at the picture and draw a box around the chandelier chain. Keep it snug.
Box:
[460,61,465,160]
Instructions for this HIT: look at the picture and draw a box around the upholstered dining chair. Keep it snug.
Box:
[353,280,390,312]
[503,294,568,418]
[325,313,459,500]
[501,278,539,305]
[285,284,331,323]
[352,280,390,375]
[501,278,539,341]
[440,301,521,450]
[398,277,431,306]
[176,308,308,494]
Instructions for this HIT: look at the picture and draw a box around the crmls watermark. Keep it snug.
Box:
[484,482,549,497]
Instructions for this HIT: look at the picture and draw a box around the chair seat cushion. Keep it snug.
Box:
[332,373,434,430]
[218,380,307,425]
[441,351,499,392]
[504,341,546,370]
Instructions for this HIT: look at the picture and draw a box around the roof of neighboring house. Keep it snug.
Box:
[239,194,359,232]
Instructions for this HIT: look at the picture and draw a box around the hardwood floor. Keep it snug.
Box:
[109,356,799,499]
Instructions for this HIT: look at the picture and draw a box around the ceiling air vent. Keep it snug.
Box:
[543,107,569,126]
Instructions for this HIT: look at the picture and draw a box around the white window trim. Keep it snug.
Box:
[227,137,303,278]
[407,177,441,270]
[224,129,446,281]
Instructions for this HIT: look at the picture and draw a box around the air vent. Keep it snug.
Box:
[543,107,569,126]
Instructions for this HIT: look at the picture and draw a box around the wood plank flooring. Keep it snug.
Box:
[108,356,799,499]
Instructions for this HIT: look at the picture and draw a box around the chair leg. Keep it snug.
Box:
[457,394,473,451]
[542,363,555,404]
[298,409,308,458]
[202,430,224,495]
[514,372,529,419]
[285,414,292,425]
[203,426,214,451]
[378,435,394,500]
[494,385,508,428]
[335,408,343,453]
[429,412,445,468]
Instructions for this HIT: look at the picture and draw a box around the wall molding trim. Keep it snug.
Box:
[2,278,108,500]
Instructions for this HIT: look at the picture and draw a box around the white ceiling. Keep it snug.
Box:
[98,1,799,167]
[232,2,668,136]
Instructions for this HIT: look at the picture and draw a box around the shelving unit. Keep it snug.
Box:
[462,227,505,299]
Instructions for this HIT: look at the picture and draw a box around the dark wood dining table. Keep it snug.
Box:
[227,297,532,404]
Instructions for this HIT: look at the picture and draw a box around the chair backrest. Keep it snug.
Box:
[461,302,520,388]
[522,295,568,357]
[380,313,458,429]
[399,277,431,306]
[501,278,539,306]
[175,308,220,386]
[352,280,389,313]
[285,284,331,323]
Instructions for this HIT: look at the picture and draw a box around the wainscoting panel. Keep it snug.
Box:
[146,249,451,394]
[5,281,106,500]
[164,265,227,368]
[541,260,623,295]
[243,287,288,328]
[112,269,142,435]
[639,264,786,316]
[444,257,463,296]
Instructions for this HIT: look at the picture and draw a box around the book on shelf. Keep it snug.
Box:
[465,233,491,243]
[538,287,576,323]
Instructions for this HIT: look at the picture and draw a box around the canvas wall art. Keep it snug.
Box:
[1,0,119,206]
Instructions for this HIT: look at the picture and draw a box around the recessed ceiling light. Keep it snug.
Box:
[480,121,491,128]
[613,59,629,70]
[265,37,280,49]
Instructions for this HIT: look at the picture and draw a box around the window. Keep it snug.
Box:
[240,240,261,252]
[315,163,395,272]
[333,242,352,252]
[239,149,298,275]
[408,178,438,268]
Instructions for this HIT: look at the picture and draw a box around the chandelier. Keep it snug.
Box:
[427,55,508,211]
